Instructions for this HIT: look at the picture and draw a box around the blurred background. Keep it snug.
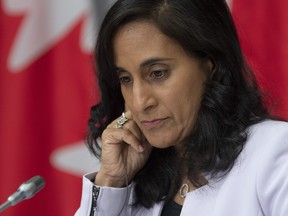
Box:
[0,0,287,215]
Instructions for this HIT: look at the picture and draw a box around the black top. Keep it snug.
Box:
[160,199,182,216]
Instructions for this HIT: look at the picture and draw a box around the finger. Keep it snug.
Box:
[105,112,145,152]
[121,129,145,152]
[122,120,142,142]
[107,112,130,129]
[107,112,141,141]
[124,110,133,119]
[121,111,147,148]
[102,128,144,152]
[124,111,149,146]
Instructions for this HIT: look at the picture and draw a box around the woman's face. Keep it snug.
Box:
[113,20,212,149]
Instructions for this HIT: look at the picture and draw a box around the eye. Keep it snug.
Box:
[150,69,168,79]
[118,75,132,84]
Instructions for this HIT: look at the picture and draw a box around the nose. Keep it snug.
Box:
[131,81,157,113]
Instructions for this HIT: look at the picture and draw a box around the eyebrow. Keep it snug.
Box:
[139,57,174,69]
[116,57,174,74]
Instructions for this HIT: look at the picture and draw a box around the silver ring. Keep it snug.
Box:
[116,112,128,128]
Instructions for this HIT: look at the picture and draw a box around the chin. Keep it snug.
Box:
[146,138,175,149]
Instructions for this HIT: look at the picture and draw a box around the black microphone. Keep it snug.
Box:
[0,175,45,213]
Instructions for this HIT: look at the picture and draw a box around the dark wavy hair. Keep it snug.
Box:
[87,0,269,208]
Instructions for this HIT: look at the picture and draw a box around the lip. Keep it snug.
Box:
[141,118,168,130]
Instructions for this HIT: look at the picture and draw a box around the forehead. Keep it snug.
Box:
[115,20,158,36]
[113,20,187,65]
[113,20,167,50]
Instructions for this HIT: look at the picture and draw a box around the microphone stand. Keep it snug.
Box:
[0,176,45,213]
[0,201,12,213]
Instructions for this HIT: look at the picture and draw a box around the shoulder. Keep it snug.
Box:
[246,120,288,215]
[244,120,288,189]
[246,119,288,150]
[242,120,288,166]
[249,119,288,137]
[230,119,288,186]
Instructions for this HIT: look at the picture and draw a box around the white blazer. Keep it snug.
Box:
[75,120,288,216]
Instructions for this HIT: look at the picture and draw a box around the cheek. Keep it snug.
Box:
[174,96,198,123]
[172,84,204,124]
[121,89,132,107]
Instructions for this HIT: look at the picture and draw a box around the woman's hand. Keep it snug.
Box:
[95,111,152,187]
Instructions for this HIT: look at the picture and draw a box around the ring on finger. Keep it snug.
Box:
[116,112,129,128]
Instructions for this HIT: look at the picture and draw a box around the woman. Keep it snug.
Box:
[76,0,288,215]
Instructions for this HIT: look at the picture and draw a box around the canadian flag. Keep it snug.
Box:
[0,0,111,215]
[1,0,288,215]
[231,0,288,119]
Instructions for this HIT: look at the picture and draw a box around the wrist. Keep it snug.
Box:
[95,172,127,188]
